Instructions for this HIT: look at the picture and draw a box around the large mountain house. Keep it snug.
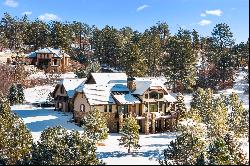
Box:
[53,78,86,112]
[71,73,178,134]
[28,47,70,70]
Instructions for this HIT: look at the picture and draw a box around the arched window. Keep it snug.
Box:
[149,91,158,99]
[80,104,85,112]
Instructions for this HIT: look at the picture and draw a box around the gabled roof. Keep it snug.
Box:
[59,78,86,98]
[132,77,168,95]
[28,47,70,58]
[77,84,116,105]
[89,73,127,84]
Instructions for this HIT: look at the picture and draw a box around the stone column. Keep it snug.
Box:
[151,113,156,134]
[144,113,149,135]
[119,113,123,132]
[170,113,174,132]
[161,118,165,131]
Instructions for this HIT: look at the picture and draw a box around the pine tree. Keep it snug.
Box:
[81,109,109,143]
[176,92,187,121]
[223,132,248,165]
[0,97,33,165]
[228,92,248,138]
[8,84,18,105]
[160,120,207,165]
[16,83,25,104]
[190,88,213,123]
[163,29,197,93]
[118,115,140,153]
[207,137,231,165]
[30,126,102,165]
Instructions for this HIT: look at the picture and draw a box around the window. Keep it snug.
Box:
[60,86,64,94]
[109,105,112,112]
[145,94,148,99]
[149,103,158,112]
[58,102,63,109]
[159,102,163,112]
[159,93,163,99]
[104,105,107,112]
[53,59,58,65]
[149,91,158,99]
[80,104,85,112]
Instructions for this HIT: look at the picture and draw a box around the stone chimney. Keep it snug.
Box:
[127,77,136,92]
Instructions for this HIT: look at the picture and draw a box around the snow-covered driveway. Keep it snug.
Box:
[12,105,83,142]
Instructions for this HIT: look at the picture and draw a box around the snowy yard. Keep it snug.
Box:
[12,105,176,165]
[12,104,249,165]
[11,68,248,165]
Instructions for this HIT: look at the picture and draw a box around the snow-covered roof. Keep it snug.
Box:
[28,52,36,58]
[28,47,70,58]
[164,94,177,103]
[77,84,116,105]
[59,78,86,98]
[113,93,141,105]
[90,73,127,84]
[132,77,167,95]
[111,84,129,92]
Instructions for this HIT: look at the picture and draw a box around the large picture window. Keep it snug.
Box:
[149,103,158,112]
[149,91,158,99]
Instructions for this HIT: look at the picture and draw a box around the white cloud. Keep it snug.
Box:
[136,4,149,12]
[38,13,61,21]
[22,11,32,16]
[4,0,18,8]
[198,19,212,26]
[200,13,206,17]
[205,9,223,16]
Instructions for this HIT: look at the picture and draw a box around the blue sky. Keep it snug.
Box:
[0,0,249,43]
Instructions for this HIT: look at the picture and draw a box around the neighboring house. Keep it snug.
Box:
[72,73,178,134]
[53,78,86,112]
[28,47,70,70]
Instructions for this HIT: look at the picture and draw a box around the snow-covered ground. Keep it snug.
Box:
[12,105,83,142]
[24,85,55,104]
[12,105,177,164]
[27,71,77,80]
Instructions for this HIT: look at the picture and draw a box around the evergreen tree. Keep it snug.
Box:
[81,109,109,143]
[160,120,207,165]
[30,126,102,165]
[190,88,213,123]
[176,92,187,121]
[163,29,197,92]
[8,84,18,105]
[228,92,248,138]
[118,115,140,153]
[207,137,231,165]
[0,97,33,165]
[16,83,25,104]
[210,23,236,88]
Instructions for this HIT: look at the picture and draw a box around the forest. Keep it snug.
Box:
[0,12,249,93]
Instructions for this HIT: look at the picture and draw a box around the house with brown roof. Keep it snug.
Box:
[72,73,178,134]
